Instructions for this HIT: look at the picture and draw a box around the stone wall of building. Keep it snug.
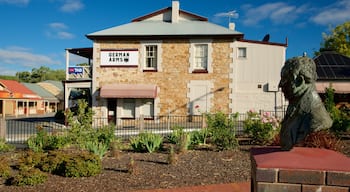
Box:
[92,39,233,117]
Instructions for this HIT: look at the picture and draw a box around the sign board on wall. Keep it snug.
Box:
[100,49,139,66]
[68,67,83,74]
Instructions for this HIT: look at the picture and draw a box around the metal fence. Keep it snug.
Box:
[5,111,285,144]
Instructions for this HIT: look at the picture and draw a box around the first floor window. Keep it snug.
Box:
[145,45,157,69]
[194,44,208,70]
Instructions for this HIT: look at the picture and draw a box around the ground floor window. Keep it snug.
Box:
[141,99,154,118]
[122,99,135,118]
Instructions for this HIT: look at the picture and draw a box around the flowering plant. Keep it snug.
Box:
[243,110,280,145]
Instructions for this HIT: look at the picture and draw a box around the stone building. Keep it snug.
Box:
[65,1,287,123]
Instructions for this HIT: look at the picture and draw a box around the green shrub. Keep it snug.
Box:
[84,141,109,159]
[45,135,70,150]
[190,128,209,146]
[27,126,47,152]
[0,156,11,178]
[61,153,101,177]
[18,151,46,168]
[324,87,350,133]
[41,150,101,177]
[130,132,163,153]
[0,138,15,152]
[206,112,238,150]
[167,126,185,144]
[243,110,280,145]
[27,127,70,152]
[10,166,47,186]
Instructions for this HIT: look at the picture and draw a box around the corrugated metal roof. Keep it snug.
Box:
[0,79,40,98]
[22,83,59,102]
[87,21,243,39]
[37,82,64,100]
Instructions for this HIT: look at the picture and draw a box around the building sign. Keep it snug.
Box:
[100,49,138,66]
[68,67,83,74]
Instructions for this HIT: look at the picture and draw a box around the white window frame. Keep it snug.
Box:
[238,47,247,58]
[141,41,162,72]
[194,44,208,70]
[189,39,212,73]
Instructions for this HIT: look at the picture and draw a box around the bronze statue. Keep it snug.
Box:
[279,56,332,150]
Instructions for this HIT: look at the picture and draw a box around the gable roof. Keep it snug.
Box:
[22,83,59,102]
[0,79,41,99]
[37,81,64,100]
[131,6,208,22]
[313,51,350,80]
[86,2,243,40]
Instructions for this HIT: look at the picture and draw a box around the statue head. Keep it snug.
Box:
[278,56,317,101]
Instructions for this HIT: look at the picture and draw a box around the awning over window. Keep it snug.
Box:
[316,82,350,94]
[100,84,157,98]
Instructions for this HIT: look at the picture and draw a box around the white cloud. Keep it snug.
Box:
[241,2,308,26]
[60,0,84,13]
[0,47,59,69]
[49,22,68,30]
[46,22,75,39]
[310,0,350,25]
[0,0,29,6]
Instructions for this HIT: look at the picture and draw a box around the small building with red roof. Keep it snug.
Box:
[0,79,43,117]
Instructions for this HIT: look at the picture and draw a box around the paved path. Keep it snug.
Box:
[134,182,250,192]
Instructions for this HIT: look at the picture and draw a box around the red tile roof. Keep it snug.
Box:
[0,79,41,99]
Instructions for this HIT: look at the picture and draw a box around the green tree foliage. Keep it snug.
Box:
[0,75,18,81]
[317,21,350,56]
[324,86,350,133]
[15,66,65,83]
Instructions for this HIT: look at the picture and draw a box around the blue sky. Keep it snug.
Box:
[0,0,349,76]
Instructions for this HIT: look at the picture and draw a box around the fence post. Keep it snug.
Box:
[167,111,170,130]
[201,113,206,129]
[0,118,6,140]
[139,115,144,132]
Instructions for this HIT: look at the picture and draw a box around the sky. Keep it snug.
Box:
[0,0,350,76]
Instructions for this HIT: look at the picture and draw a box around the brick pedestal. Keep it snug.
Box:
[251,147,350,192]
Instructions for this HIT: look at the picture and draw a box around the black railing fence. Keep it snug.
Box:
[4,111,285,144]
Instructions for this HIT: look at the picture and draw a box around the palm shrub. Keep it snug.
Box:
[84,141,109,159]
[130,132,163,153]
[206,112,238,150]
[243,110,280,145]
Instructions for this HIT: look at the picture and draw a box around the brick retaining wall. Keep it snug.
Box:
[251,147,350,192]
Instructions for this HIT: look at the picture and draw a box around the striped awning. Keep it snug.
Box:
[100,84,157,98]
[316,82,350,94]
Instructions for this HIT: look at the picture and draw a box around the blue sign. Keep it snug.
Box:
[68,67,83,74]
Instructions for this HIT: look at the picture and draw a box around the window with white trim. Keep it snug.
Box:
[141,41,162,72]
[194,44,208,70]
[189,40,212,73]
[238,47,247,58]
[145,45,157,69]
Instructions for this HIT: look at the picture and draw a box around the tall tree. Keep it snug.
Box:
[317,21,350,56]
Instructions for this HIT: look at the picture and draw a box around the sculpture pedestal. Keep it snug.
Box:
[251,147,350,192]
